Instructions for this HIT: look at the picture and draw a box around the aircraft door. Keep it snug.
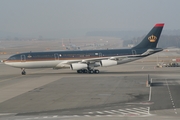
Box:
[99,53,102,57]
[21,55,26,62]
[132,50,136,55]
[54,53,59,60]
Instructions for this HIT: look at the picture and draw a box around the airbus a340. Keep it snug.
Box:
[2,23,164,75]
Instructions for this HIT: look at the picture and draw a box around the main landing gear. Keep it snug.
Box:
[21,68,26,75]
[77,69,100,74]
[76,63,100,74]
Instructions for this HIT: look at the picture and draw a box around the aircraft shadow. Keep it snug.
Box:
[27,70,177,76]
[151,82,165,87]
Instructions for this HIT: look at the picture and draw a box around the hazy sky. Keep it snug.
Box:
[0,0,180,38]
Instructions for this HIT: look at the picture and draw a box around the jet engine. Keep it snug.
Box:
[70,63,87,70]
[100,60,117,67]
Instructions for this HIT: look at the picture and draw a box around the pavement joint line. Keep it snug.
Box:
[165,79,178,115]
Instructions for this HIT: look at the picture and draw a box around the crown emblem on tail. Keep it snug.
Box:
[148,35,157,42]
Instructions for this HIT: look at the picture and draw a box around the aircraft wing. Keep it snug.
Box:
[61,48,162,64]
[61,54,142,64]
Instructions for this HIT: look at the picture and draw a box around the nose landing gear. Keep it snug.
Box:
[21,68,26,75]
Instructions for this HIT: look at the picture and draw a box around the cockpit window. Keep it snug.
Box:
[8,55,20,60]
[8,56,16,60]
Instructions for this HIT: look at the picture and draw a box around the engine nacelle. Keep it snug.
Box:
[100,60,117,67]
[70,63,87,70]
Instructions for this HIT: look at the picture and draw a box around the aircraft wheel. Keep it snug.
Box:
[82,69,88,73]
[94,69,100,74]
[88,70,94,74]
[77,70,82,73]
[21,70,26,75]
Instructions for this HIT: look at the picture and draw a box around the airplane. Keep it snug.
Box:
[2,23,164,75]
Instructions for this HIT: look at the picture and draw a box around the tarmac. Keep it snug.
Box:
[0,52,180,120]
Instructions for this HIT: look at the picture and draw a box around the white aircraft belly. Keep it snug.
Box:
[5,60,62,69]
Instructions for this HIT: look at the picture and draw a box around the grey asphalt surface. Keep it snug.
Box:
[0,53,180,120]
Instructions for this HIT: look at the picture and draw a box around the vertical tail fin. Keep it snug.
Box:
[132,23,164,49]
